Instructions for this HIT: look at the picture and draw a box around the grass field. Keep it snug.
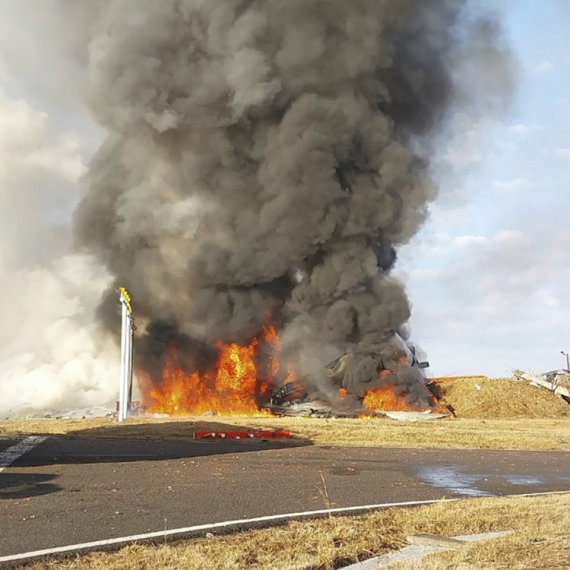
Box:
[15,493,570,570]
[2,415,570,450]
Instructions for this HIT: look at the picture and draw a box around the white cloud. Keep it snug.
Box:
[555,148,570,158]
[0,104,85,272]
[444,147,482,167]
[419,233,454,257]
[0,1,104,113]
[497,141,517,152]
[528,61,554,73]
[0,91,86,183]
[537,290,559,308]
[436,187,469,208]
[404,224,570,376]
[443,113,495,168]
[494,177,533,192]
[509,124,532,135]
[429,205,470,228]
[493,230,530,247]
[507,124,546,137]
[454,235,488,248]
[399,232,454,262]
[479,230,556,300]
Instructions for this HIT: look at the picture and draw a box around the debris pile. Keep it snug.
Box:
[430,376,570,419]
[513,370,570,404]
[267,338,450,419]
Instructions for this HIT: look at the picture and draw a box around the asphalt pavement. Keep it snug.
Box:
[1,434,570,560]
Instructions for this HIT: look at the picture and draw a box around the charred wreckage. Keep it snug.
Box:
[268,333,445,418]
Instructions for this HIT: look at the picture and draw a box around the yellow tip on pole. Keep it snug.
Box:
[119,287,133,314]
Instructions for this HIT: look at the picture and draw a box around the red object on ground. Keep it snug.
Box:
[194,430,291,440]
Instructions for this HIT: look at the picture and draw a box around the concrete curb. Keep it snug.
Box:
[342,531,510,569]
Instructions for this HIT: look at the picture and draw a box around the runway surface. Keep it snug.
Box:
[1,434,570,560]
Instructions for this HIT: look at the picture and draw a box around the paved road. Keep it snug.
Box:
[1,434,570,559]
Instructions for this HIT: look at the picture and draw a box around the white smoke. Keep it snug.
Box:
[0,256,119,416]
[0,89,119,417]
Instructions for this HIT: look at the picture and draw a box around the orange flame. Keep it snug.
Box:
[362,385,417,412]
[361,367,417,412]
[140,328,283,417]
[139,328,435,417]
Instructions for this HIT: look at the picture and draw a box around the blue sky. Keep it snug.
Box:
[400,1,570,376]
[0,1,568,411]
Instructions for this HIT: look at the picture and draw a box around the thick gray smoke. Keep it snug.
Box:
[74,0,514,404]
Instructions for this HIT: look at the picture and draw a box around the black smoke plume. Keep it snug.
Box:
[74,0,514,402]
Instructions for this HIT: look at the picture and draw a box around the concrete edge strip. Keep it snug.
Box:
[0,436,46,473]
[1,490,569,564]
[343,531,512,570]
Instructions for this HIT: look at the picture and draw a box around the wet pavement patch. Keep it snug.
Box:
[503,475,546,486]
[415,463,565,497]
[416,465,494,497]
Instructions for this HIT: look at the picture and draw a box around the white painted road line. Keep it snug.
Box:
[0,435,46,473]
[1,490,570,565]
[0,498,459,564]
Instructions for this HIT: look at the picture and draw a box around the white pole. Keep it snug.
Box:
[119,288,133,423]
[122,308,130,420]
[128,315,134,404]
[119,299,128,422]
[121,305,130,421]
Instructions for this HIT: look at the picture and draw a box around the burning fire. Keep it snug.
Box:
[361,367,418,413]
[140,326,287,417]
[140,329,441,417]
[362,386,417,412]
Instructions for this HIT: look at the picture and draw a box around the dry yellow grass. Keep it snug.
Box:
[15,493,570,570]
[432,376,570,419]
[385,498,570,570]
[1,415,570,450]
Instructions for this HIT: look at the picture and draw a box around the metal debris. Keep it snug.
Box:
[268,401,366,418]
[513,369,570,404]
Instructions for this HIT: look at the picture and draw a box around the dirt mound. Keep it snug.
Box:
[430,376,570,419]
